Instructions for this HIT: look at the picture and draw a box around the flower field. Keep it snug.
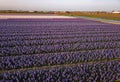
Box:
[0,17,120,81]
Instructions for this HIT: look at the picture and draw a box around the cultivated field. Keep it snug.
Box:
[0,14,75,19]
[0,15,120,81]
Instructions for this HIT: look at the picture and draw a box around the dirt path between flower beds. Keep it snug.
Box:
[0,58,119,74]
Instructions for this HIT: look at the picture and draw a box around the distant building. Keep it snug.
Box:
[112,11,120,14]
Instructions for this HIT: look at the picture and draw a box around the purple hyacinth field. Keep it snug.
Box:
[0,17,120,82]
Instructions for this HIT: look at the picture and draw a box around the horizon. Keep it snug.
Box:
[0,0,120,11]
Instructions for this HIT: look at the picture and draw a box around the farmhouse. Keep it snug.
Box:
[112,11,120,14]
